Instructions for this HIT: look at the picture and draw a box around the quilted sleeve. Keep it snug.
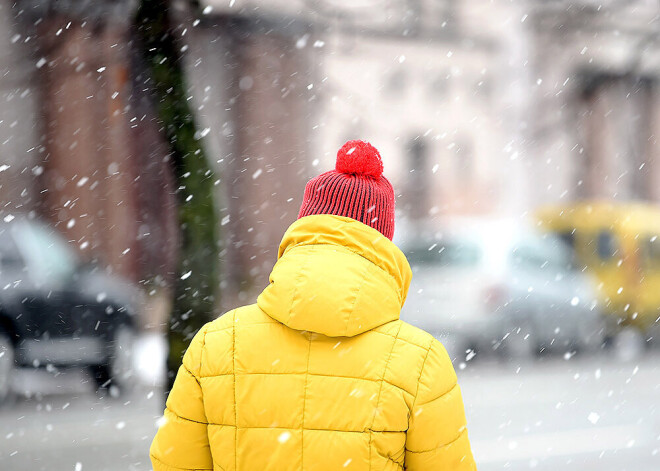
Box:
[404,339,477,470]
[150,326,213,471]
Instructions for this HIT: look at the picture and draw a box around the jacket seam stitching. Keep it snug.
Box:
[342,261,371,336]
[204,319,427,351]
[370,329,428,350]
[416,382,459,408]
[166,408,208,426]
[300,334,313,470]
[369,322,402,470]
[182,364,202,387]
[411,340,434,411]
[405,428,467,454]
[150,452,213,471]
[204,424,406,432]
[372,447,405,468]
[288,249,313,326]
[232,310,238,471]
[200,325,208,377]
[197,371,415,396]
[203,316,273,335]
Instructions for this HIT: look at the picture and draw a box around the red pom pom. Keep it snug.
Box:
[336,140,383,178]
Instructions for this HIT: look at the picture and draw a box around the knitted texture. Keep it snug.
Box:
[298,140,395,239]
[336,140,384,177]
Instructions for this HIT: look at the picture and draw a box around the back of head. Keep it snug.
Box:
[298,140,395,240]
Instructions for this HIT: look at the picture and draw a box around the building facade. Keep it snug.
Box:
[310,0,659,232]
[0,0,657,313]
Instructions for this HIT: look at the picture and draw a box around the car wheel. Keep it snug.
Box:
[0,330,15,404]
[578,319,606,354]
[109,324,136,389]
[611,327,646,362]
[91,324,136,395]
[503,322,537,361]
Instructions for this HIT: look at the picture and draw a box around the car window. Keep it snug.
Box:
[14,222,78,283]
[511,243,547,270]
[511,235,573,274]
[0,231,24,269]
[406,240,482,267]
[642,235,660,267]
[596,230,617,260]
[558,230,575,250]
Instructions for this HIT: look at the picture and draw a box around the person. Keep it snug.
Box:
[150,140,477,470]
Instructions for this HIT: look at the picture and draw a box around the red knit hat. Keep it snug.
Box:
[298,140,395,239]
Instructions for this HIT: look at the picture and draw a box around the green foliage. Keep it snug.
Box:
[135,0,219,392]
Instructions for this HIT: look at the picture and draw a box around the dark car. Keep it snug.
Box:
[0,218,141,402]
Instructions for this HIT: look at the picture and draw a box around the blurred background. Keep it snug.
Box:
[0,0,658,469]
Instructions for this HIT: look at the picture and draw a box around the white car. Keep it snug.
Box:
[399,219,606,361]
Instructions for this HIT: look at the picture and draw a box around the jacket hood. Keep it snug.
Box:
[257,215,412,337]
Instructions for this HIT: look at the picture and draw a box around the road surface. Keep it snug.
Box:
[0,349,657,470]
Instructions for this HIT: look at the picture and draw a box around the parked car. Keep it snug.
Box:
[399,219,606,361]
[0,218,141,402]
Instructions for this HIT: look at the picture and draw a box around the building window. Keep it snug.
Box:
[406,137,429,221]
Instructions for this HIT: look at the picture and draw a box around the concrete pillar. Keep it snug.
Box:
[184,16,314,307]
[645,83,660,203]
[36,17,141,281]
[229,22,313,295]
[0,1,40,217]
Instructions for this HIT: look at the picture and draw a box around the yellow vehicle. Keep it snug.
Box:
[535,201,660,335]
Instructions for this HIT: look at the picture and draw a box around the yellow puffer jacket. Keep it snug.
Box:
[150,215,476,470]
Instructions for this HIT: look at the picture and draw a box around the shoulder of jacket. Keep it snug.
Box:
[185,305,269,376]
[371,321,455,399]
[204,310,235,334]
[374,319,437,354]
[204,303,274,335]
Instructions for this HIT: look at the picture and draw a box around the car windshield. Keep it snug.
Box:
[15,222,78,283]
[0,230,23,269]
[406,240,482,267]
[596,230,618,260]
[511,234,573,273]
[642,235,660,267]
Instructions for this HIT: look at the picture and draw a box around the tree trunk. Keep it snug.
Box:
[134,0,219,396]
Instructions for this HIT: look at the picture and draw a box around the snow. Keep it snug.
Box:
[0,1,657,469]
[295,34,309,49]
